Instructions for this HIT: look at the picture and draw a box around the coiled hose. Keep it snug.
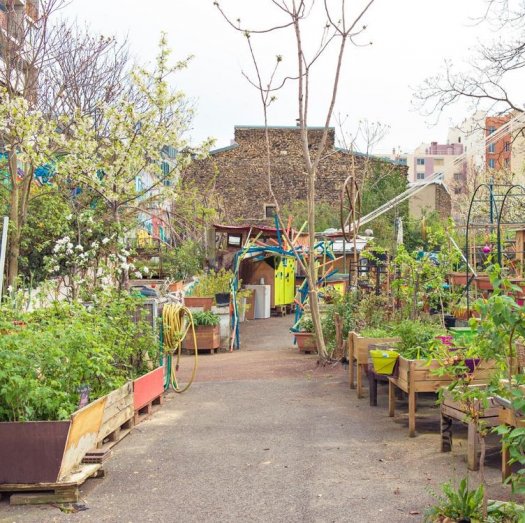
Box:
[162,303,198,393]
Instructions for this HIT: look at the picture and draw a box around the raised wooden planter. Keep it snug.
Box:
[133,367,164,411]
[388,356,496,437]
[182,325,220,353]
[440,387,500,471]
[0,396,106,484]
[184,296,214,311]
[294,332,317,353]
[348,331,400,399]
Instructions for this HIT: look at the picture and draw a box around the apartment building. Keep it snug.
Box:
[407,141,464,188]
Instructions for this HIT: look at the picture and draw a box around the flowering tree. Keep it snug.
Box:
[60,35,213,286]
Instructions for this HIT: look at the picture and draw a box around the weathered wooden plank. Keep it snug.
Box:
[10,488,79,505]
[0,464,101,491]
[97,405,134,443]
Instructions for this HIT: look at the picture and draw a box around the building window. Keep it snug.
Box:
[434,158,444,166]
[264,204,277,219]
[458,136,461,143]
[454,172,462,182]
[488,158,496,169]
[416,172,425,180]
[227,234,242,247]
[488,143,495,153]
[488,126,496,135]
[416,158,425,165]
[505,141,511,152]
[505,158,510,168]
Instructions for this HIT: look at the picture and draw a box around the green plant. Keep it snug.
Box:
[191,269,232,297]
[0,292,158,422]
[424,478,484,522]
[391,319,445,359]
[298,315,314,333]
[191,311,220,327]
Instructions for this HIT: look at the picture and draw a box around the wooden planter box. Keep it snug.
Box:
[133,367,164,411]
[294,332,317,353]
[348,331,400,399]
[182,325,220,352]
[388,356,496,437]
[0,396,106,484]
[184,296,214,311]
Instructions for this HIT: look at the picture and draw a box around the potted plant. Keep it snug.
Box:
[182,310,221,353]
[294,316,317,353]
[185,269,233,310]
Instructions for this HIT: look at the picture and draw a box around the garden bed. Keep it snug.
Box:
[388,356,496,437]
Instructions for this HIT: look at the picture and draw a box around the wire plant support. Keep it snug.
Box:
[464,181,525,316]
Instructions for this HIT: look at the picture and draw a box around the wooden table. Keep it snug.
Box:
[440,391,500,471]
[388,357,496,437]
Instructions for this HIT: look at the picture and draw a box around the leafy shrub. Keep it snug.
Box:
[191,269,232,297]
[391,319,445,359]
[191,311,220,327]
[0,293,158,422]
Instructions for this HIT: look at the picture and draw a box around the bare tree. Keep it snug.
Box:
[415,0,525,120]
[215,0,377,363]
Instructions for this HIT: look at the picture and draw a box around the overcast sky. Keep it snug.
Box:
[64,1,495,154]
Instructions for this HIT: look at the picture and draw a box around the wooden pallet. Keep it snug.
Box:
[96,382,134,448]
[0,464,103,505]
[134,394,163,425]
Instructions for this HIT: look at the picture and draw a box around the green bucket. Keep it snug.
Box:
[370,349,399,375]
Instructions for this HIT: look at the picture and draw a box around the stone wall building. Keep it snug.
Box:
[182,126,409,224]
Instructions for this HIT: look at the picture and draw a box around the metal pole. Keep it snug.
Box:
[0,216,9,300]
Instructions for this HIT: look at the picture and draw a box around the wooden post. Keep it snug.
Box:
[348,332,355,390]
[408,360,416,437]
[502,442,511,482]
[357,361,364,399]
[388,379,395,417]
[467,422,480,471]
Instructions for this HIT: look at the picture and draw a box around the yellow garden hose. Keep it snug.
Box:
[162,303,198,393]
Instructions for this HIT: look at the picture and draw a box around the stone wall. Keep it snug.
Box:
[182,126,409,224]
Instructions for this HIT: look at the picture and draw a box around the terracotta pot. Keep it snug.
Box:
[168,281,184,292]
[475,275,493,290]
[448,272,468,286]
[294,332,317,352]
[183,296,214,311]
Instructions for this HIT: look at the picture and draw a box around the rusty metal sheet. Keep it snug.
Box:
[0,421,70,484]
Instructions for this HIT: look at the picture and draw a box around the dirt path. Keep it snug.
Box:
[0,316,512,523]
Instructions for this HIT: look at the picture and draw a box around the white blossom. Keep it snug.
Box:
[102,237,110,245]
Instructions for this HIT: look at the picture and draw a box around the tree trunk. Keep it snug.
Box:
[307,165,329,363]
[7,151,19,290]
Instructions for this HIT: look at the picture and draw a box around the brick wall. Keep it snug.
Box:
[183,126,408,224]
